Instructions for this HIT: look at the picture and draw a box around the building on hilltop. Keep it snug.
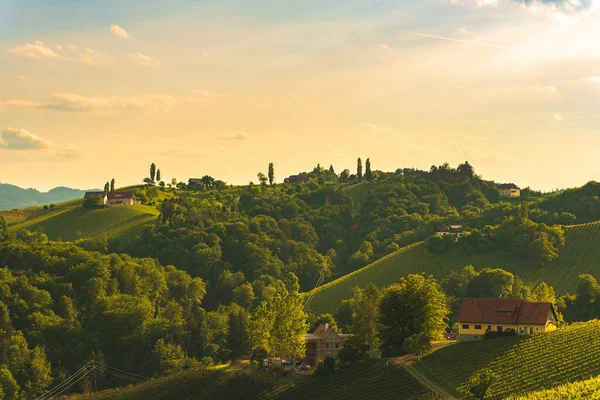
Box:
[435,223,472,240]
[499,183,521,198]
[456,298,558,342]
[284,175,307,184]
[188,178,203,187]
[303,324,351,365]
[83,191,107,207]
[107,191,134,206]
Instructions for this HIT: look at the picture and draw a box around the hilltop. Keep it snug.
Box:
[308,221,600,315]
[413,320,600,398]
[0,183,93,210]
[64,362,434,400]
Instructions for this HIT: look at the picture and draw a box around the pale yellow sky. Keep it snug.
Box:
[1,0,599,191]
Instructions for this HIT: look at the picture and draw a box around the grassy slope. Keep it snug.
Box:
[346,182,375,207]
[414,320,600,398]
[65,363,432,400]
[506,375,600,400]
[8,203,159,241]
[309,222,600,315]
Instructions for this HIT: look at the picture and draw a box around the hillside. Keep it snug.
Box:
[308,221,600,315]
[414,320,600,398]
[7,202,159,241]
[0,183,92,210]
[506,376,600,399]
[64,363,434,400]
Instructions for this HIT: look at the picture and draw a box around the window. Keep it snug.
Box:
[487,325,492,331]
[325,344,329,349]
[474,325,482,330]
[462,324,469,330]
[497,326,503,332]
[335,344,339,349]
[536,327,539,331]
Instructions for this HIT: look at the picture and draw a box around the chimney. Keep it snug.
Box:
[325,323,329,330]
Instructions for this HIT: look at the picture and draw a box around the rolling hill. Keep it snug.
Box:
[506,376,600,399]
[0,183,93,210]
[64,362,434,400]
[4,201,160,241]
[308,221,600,315]
[413,320,600,398]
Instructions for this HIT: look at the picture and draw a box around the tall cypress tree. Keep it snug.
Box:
[150,163,156,182]
[357,158,363,181]
[268,163,275,185]
[104,182,110,194]
[110,178,115,192]
[365,158,372,182]
[157,169,161,182]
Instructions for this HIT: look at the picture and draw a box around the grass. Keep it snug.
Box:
[506,375,600,399]
[414,320,600,398]
[347,182,375,207]
[64,362,433,400]
[308,221,600,315]
[10,204,159,241]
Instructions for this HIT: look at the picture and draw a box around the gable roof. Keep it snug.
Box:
[499,183,520,190]
[107,191,133,200]
[457,298,555,325]
[313,324,334,339]
[84,191,106,198]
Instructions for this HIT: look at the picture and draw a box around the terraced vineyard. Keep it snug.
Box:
[11,205,160,241]
[308,221,600,315]
[65,363,433,400]
[415,320,600,398]
[507,375,600,399]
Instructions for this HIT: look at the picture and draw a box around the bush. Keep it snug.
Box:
[338,336,373,366]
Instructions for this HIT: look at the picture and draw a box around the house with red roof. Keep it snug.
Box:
[456,298,558,342]
[303,324,351,365]
[107,191,134,206]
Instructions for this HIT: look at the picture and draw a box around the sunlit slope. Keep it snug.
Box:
[308,221,600,315]
[414,321,600,398]
[10,204,159,241]
[65,363,432,400]
[506,375,600,400]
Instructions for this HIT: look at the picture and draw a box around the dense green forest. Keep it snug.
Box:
[1,161,600,398]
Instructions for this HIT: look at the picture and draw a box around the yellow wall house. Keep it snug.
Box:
[304,324,351,365]
[457,298,558,342]
[499,183,521,197]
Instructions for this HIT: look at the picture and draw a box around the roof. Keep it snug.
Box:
[188,178,203,183]
[107,191,133,200]
[499,183,520,190]
[312,324,333,339]
[84,191,106,198]
[457,298,555,325]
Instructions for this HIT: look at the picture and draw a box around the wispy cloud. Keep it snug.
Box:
[110,24,131,39]
[0,93,178,115]
[0,127,53,150]
[79,48,104,66]
[586,76,600,84]
[9,41,65,61]
[411,32,517,51]
[130,52,160,68]
[553,113,563,121]
[358,123,397,135]
[218,131,254,140]
[16,75,30,81]
[379,44,391,50]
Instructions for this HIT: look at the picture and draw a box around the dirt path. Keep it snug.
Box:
[394,341,458,399]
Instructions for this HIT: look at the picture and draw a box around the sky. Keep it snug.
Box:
[1,0,599,192]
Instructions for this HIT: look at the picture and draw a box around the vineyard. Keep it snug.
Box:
[506,375,600,399]
[414,320,600,398]
[10,204,160,241]
[65,362,434,400]
[308,221,600,315]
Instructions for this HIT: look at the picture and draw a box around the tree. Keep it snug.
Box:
[171,178,177,188]
[457,161,475,179]
[104,182,109,194]
[226,304,251,361]
[328,165,335,174]
[339,169,350,183]
[364,158,372,182]
[150,163,156,182]
[350,283,380,351]
[527,232,559,267]
[159,181,166,190]
[143,177,154,187]
[357,158,363,181]
[157,169,161,182]
[268,163,275,186]
[0,216,8,240]
[379,274,449,356]
[402,332,432,360]
[531,282,556,303]
[201,175,215,189]
[309,313,339,333]
[338,335,372,366]
[257,172,268,186]
[466,368,496,400]
[110,178,115,192]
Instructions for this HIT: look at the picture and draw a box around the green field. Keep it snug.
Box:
[414,320,600,398]
[346,182,375,207]
[308,222,600,315]
[9,204,159,241]
[506,375,600,399]
[65,362,433,400]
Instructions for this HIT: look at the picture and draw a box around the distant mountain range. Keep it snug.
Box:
[0,183,95,210]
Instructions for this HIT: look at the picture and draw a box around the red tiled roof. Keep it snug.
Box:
[499,183,520,189]
[107,191,133,200]
[312,324,333,339]
[457,298,554,325]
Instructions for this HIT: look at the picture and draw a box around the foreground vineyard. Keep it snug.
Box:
[507,375,600,399]
[65,363,434,400]
[309,221,600,315]
[415,320,600,398]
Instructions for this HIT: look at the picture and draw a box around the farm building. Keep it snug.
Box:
[83,191,107,206]
[499,183,521,198]
[284,175,307,184]
[304,324,351,365]
[435,223,472,239]
[107,191,134,206]
[457,298,558,342]
[188,178,203,187]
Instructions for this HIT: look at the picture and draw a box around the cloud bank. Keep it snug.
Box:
[0,127,53,150]
[9,41,65,61]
